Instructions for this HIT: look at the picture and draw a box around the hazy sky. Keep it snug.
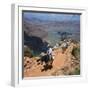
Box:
[23,11,80,22]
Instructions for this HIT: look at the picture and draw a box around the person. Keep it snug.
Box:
[47,46,53,61]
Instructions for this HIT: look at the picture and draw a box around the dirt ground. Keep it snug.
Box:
[24,43,80,77]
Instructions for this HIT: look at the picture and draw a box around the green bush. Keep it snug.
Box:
[74,68,80,75]
[24,46,41,57]
[72,47,80,60]
[24,46,33,58]
[68,67,80,75]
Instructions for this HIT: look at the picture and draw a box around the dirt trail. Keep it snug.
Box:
[24,43,79,77]
[53,49,66,68]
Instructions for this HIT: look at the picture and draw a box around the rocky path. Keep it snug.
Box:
[24,43,80,77]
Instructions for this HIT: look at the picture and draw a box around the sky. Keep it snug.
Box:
[23,11,80,22]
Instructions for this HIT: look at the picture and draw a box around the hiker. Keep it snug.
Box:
[47,46,52,60]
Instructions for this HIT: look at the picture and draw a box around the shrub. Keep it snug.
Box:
[74,68,80,75]
[72,47,80,60]
[24,46,33,58]
[69,68,80,75]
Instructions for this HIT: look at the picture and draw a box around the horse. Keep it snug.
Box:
[37,54,54,71]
